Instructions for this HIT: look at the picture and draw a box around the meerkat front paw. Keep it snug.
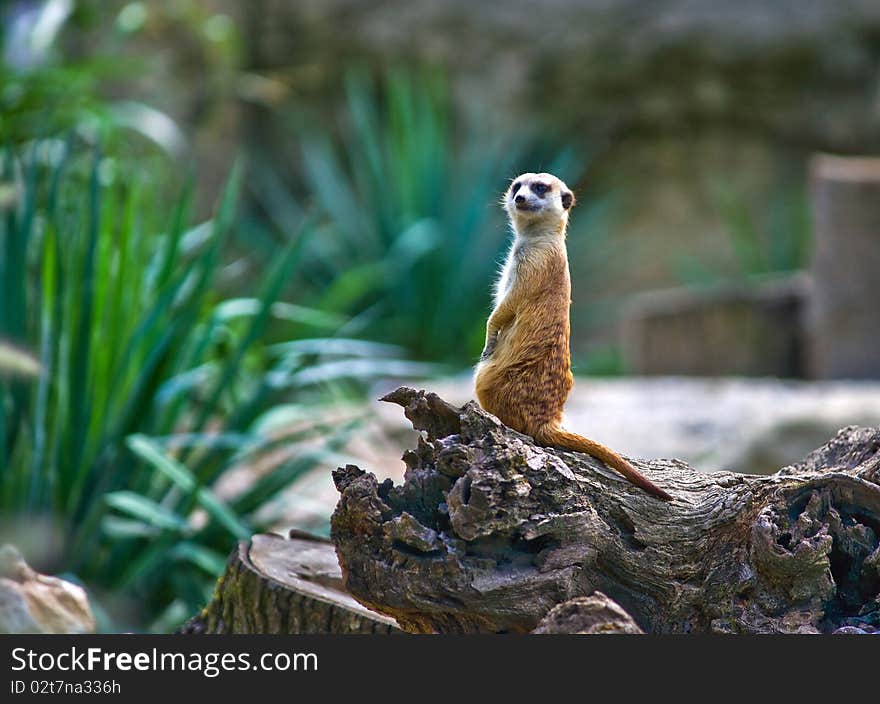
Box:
[481,331,499,360]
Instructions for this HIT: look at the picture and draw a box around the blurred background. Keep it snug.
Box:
[1,0,880,632]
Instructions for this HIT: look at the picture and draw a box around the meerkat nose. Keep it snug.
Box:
[515,194,526,204]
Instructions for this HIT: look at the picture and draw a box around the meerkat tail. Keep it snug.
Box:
[534,426,673,501]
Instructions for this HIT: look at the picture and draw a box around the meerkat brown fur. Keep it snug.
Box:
[474,172,672,501]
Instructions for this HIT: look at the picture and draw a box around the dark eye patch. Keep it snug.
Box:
[531,182,550,197]
[511,181,521,193]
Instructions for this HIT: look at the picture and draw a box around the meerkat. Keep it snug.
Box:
[474,172,672,501]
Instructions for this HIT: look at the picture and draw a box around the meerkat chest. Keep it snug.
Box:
[494,240,568,307]
[494,249,519,306]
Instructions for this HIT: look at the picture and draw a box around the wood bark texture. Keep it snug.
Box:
[180,532,399,634]
[330,387,880,634]
[532,593,645,634]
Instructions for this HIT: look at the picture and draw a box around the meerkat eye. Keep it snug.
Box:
[532,182,549,196]
[511,181,521,194]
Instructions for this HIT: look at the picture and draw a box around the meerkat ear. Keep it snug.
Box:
[561,191,575,210]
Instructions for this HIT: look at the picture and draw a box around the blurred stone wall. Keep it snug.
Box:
[105,0,880,358]
[222,0,880,352]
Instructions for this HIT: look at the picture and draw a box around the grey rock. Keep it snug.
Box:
[0,545,95,634]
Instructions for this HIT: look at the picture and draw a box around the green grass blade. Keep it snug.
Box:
[168,542,227,576]
[185,226,311,447]
[105,490,189,532]
[125,434,249,539]
[65,150,101,513]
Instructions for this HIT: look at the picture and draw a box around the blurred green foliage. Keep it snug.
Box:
[676,181,812,283]
[713,182,811,277]
[0,0,434,633]
[1,0,236,154]
[0,141,430,630]
[1,0,100,143]
[249,70,595,364]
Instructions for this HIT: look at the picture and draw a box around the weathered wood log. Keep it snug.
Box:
[331,387,880,634]
[180,532,399,634]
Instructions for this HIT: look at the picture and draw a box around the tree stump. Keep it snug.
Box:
[620,275,808,378]
[808,154,880,379]
[331,387,880,634]
[181,532,399,634]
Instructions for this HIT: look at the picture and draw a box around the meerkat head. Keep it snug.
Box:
[503,172,576,234]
